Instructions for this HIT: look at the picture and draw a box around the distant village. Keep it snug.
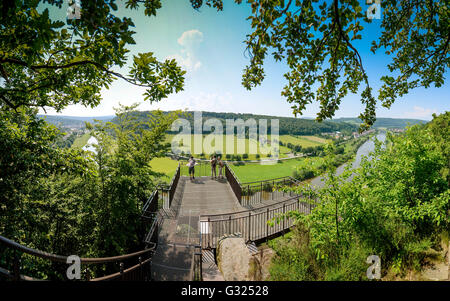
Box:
[321,127,405,140]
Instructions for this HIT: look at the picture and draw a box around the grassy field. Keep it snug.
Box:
[277,135,330,148]
[71,133,91,149]
[148,156,323,183]
[165,134,329,159]
[151,133,332,183]
[165,134,291,159]
[73,132,332,183]
[229,157,326,183]
[149,157,179,183]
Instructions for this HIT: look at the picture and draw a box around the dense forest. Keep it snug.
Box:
[0,106,179,279]
[113,111,359,135]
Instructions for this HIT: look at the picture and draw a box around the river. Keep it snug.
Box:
[309,132,387,188]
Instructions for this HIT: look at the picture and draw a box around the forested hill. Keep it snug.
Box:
[38,115,114,128]
[40,112,425,134]
[331,117,427,128]
[116,111,358,135]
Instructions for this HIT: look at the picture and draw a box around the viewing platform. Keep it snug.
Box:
[150,162,313,280]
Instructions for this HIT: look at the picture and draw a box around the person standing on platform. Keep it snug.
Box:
[210,155,217,179]
[187,156,196,180]
[217,156,224,179]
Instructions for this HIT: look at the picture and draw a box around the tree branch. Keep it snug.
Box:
[0,58,157,88]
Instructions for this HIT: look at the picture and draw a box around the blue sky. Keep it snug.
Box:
[41,0,449,120]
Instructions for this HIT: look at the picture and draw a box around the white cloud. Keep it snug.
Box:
[166,29,203,72]
[177,29,203,47]
[166,53,202,72]
[404,106,438,120]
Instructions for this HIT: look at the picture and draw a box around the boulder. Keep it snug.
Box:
[216,236,276,281]
[217,236,251,281]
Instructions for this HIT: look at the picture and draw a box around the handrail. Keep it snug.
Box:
[169,163,181,187]
[200,196,313,248]
[240,175,293,185]
[0,267,41,281]
[200,195,300,219]
[225,163,241,184]
[143,213,160,244]
[224,165,301,207]
[90,256,153,281]
[0,235,155,264]
[142,190,158,214]
[225,162,242,202]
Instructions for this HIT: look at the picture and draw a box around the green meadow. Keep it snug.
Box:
[149,155,327,183]
[75,133,332,183]
[278,135,330,147]
[71,133,91,149]
[165,134,329,159]
[229,157,326,183]
[149,157,180,182]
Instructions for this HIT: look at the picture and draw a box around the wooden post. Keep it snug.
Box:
[283,203,286,231]
[266,208,269,239]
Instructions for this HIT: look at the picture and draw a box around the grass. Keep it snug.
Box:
[149,157,179,183]
[165,134,294,159]
[228,157,326,183]
[74,132,333,183]
[278,135,330,148]
[71,133,91,149]
[165,134,329,160]
[147,155,323,184]
[300,135,330,144]
[150,133,333,183]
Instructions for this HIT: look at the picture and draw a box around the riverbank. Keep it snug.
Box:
[308,132,385,188]
[229,133,376,183]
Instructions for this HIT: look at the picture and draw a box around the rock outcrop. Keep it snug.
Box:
[216,235,275,281]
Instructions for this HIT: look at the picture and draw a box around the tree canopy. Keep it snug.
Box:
[0,0,187,112]
[1,1,447,129]
[233,0,449,129]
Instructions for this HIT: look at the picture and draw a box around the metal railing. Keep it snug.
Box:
[157,163,181,209]
[179,159,219,178]
[190,245,203,281]
[200,196,314,249]
[168,163,181,208]
[0,235,156,281]
[141,188,161,246]
[224,163,302,208]
[142,190,158,216]
[225,163,242,202]
[240,177,300,208]
[188,218,203,281]
[0,164,185,282]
